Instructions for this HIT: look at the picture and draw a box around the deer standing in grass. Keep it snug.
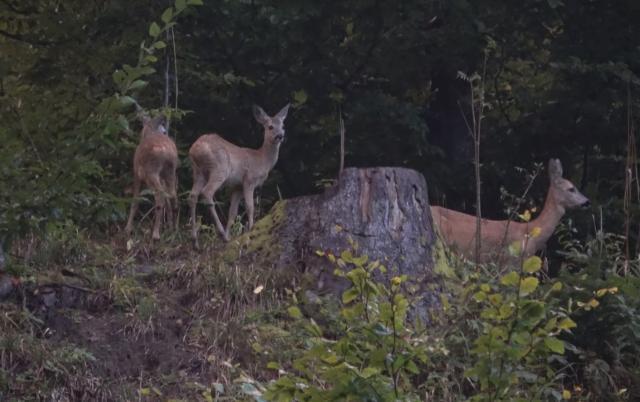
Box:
[189,103,290,246]
[125,113,179,240]
[431,159,590,262]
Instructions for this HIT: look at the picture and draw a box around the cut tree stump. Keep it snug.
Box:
[223,167,440,313]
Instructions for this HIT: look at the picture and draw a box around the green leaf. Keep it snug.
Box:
[321,353,339,365]
[340,249,354,263]
[558,317,577,330]
[473,291,487,302]
[341,303,364,320]
[405,359,420,374]
[175,0,187,11]
[118,96,137,107]
[342,287,359,304]
[361,367,380,378]
[287,306,302,319]
[113,70,126,85]
[127,80,148,92]
[523,256,542,273]
[519,277,539,296]
[305,319,323,337]
[544,337,565,354]
[500,271,520,287]
[149,22,161,38]
[161,8,174,23]
[292,89,308,106]
[188,0,204,4]
[519,301,545,326]
[152,41,167,49]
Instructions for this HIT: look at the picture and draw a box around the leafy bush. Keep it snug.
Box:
[263,243,584,401]
[555,222,640,400]
[265,248,431,401]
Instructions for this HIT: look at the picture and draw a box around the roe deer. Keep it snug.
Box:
[189,103,290,246]
[125,113,179,240]
[431,159,590,262]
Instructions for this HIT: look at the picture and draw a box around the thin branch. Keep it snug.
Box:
[171,26,179,113]
[337,104,345,177]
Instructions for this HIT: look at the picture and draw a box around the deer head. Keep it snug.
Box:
[140,114,167,139]
[548,158,590,211]
[252,103,290,145]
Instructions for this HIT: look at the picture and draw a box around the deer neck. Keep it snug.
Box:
[258,139,281,169]
[528,189,565,252]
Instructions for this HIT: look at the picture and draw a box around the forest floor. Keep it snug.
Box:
[1,224,295,401]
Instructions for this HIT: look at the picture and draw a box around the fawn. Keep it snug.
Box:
[188,103,290,246]
[125,113,179,240]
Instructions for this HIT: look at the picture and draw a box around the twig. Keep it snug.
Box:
[337,104,345,177]
[171,26,179,116]
[164,29,172,135]
[623,80,638,272]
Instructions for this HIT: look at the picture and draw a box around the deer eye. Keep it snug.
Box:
[568,187,576,193]
[268,125,274,130]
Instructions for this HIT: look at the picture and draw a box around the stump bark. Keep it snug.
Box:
[225,167,439,312]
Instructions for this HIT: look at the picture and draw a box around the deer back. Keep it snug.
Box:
[134,115,178,190]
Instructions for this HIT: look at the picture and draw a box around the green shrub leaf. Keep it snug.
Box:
[544,337,565,354]
[519,277,539,296]
[523,256,542,273]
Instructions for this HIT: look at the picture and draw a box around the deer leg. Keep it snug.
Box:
[189,168,206,245]
[225,190,242,238]
[170,173,179,231]
[163,170,178,231]
[242,185,256,231]
[202,175,229,241]
[125,177,142,235]
[147,174,165,241]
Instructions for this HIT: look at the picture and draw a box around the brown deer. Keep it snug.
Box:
[431,159,590,262]
[125,113,179,240]
[189,103,290,246]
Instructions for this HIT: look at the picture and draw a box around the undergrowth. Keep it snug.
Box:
[1,216,639,401]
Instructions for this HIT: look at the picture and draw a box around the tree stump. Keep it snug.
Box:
[224,167,439,313]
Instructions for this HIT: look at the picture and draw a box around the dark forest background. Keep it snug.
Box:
[1,0,639,256]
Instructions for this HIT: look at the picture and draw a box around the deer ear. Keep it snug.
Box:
[275,103,290,121]
[548,158,563,180]
[253,105,269,124]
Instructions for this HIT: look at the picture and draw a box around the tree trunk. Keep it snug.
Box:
[224,167,439,313]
